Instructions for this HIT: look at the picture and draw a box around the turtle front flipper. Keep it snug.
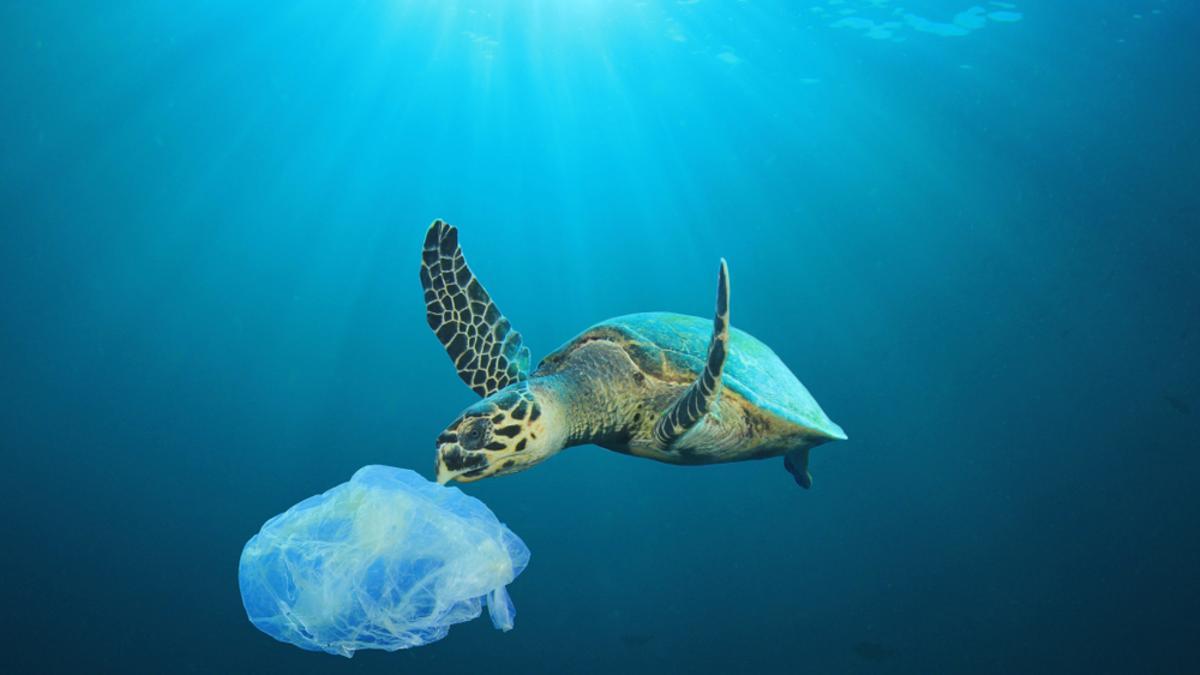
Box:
[653,259,730,447]
[420,220,531,397]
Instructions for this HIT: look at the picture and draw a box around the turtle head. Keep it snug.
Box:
[435,382,564,484]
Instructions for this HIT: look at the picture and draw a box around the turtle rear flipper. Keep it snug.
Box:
[420,220,531,397]
[654,259,730,447]
[784,448,813,489]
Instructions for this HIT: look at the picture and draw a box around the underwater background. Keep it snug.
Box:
[2,1,1198,673]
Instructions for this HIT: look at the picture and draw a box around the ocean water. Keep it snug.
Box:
[2,1,1197,673]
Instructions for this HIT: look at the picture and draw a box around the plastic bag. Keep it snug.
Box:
[238,465,529,657]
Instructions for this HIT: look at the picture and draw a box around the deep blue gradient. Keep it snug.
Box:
[2,2,1197,673]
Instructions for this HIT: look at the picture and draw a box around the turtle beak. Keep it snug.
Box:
[435,456,455,485]
[435,443,488,484]
[434,447,461,485]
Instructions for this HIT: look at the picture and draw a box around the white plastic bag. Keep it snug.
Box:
[238,465,529,657]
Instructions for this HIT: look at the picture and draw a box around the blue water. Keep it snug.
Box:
[2,2,1197,673]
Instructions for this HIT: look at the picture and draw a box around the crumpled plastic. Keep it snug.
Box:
[238,465,529,657]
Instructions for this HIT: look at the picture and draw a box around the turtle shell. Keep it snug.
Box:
[538,312,846,440]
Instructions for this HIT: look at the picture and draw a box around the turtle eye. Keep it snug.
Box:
[460,419,489,450]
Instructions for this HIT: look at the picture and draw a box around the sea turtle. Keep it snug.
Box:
[420,220,847,489]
